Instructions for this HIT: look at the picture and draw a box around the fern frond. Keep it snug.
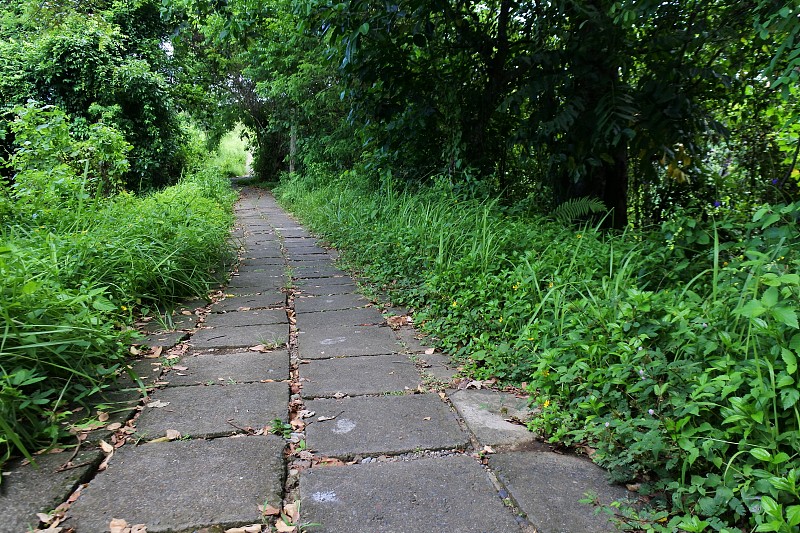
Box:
[552,196,607,224]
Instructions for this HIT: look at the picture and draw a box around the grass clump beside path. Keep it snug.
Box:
[0,104,238,472]
[275,172,800,532]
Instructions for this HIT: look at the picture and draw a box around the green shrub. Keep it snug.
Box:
[0,113,237,473]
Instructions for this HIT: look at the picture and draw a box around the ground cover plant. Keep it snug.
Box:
[0,102,237,474]
[275,172,800,532]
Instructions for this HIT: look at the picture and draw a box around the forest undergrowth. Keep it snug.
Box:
[276,172,800,533]
[0,105,240,474]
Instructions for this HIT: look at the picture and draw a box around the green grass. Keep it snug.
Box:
[0,150,238,472]
[275,171,800,532]
[211,124,251,178]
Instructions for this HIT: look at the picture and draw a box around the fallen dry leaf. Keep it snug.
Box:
[438,392,447,400]
[129,525,147,533]
[146,400,170,408]
[283,503,300,524]
[97,411,110,422]
[129,346,141,356]
[274,519,296,533]
[36,512,54,524]
[171,365,188,371]
[166,429,181,440]
[225,525,261,533]
[422,417,431,421]
[106,422,123,431]
[482,445,496,454]
[297,410,315,419]
[109,518,128,533]
[99,440,114,454]
[259,503,281,517]
[249,344,271,352]
[424,347,435,355]
[181,310,193,316]
[145,346,163,359]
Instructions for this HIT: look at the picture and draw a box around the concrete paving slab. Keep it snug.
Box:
[297,325,401,359]
[285,246,327,255]
[297,307,385,328]
[191,323,288,349]
[139,331,187,349]
[418,353,458,383]
[227,271,286,291]
[211,292,285,312]
[134,382,288,439]
[242,248,284,259]
[203,309,287,328]
[286,258,334,267]
[300,455,520,533]
[294,293,370,313]
[449,389,537,448]
[67,436,285,533]
[115,359,164,390]
[393,327,433,354]
[1,450,103,533]
[301,355,420,398]
[294,280,359,296]
[305,394,468,457]
[491,451,632,533]
[292,266,348,279]
[234,265,285,276]
[238,256,286,267]
[165,351,289,386]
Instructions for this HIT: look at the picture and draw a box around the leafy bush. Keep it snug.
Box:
[275,172,800,532]
[0,105,237,473]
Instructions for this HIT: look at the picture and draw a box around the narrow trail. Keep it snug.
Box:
[2,186,629,533]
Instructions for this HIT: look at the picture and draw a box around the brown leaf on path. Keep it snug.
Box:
[249,344,271,352]
[129,525,147,533]
[386,315,409,329]
[36,512,54,524]
[274,519,296,533]
[97,411,110,422]
[171,365,188,371]
[166,429,181,440]
[129,346,141,356]
[438,392,447,400]
[109,518,128,533]
[422,417,431,421]
[181,310,193,316]
[146,400,170,408]
[99,440,114,454]
[145,346,163,359]
[259,503,282,516]
[106,422,123,431]
[482,445,496,454]
[424,347,435,355]
[224,526,261,533]
[283,503,300,524]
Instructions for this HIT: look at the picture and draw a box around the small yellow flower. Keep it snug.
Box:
[498,317,503,323]
[543,400,551,408]
[452,301,458,307]
[527,337,534,341]
[548,282,554,288]
[723,261,728,266]
[542,370,550,377]
[121,305,128,311]
[512,284,518,290]
[576,233,582,239]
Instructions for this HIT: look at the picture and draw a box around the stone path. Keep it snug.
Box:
[1,187,632,533]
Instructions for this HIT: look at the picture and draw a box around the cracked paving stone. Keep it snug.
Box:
[67,436,285,533]
[305,394,468,457]
[134,382,288,439]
